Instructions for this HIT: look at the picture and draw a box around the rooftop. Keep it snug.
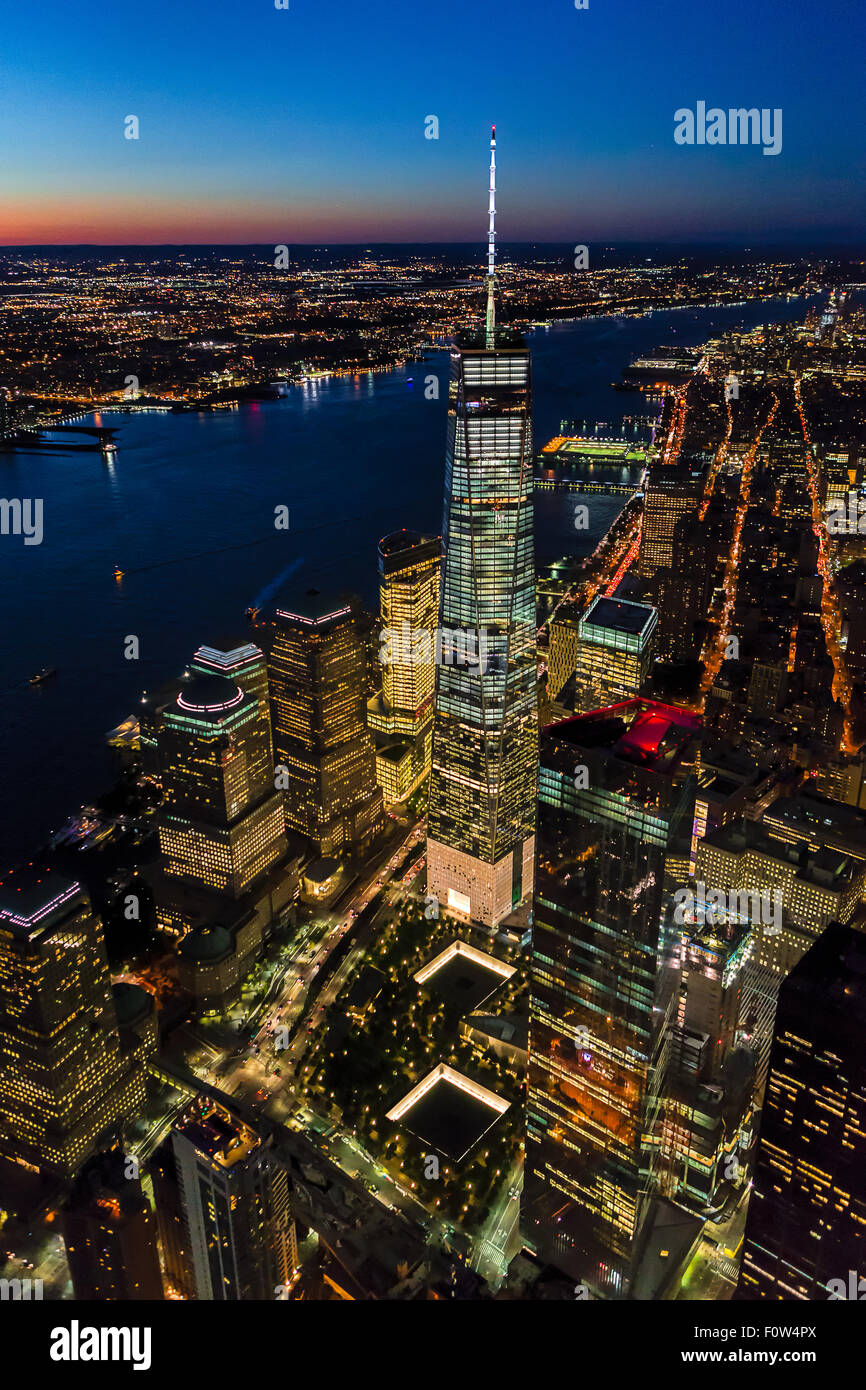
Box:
[763,790,866,855]
[178,922,233,963]
[546,698,701,775]
[580,595,657,639]
[778,923,866,1048]
[112,980,155,1027]
[453,326,526,352]
[173,673,246,719]
[378,529,441,569]
[303,856,342,885]
[176,1100,260,1169]
[192,642,264,672]
[275,587,354,628]
[0,867,84,940]
[701,820,857,889]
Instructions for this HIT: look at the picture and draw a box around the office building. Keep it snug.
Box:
[150,1138,194,1299]
[814,753,866,811]
[157,673,286,899]
[368,530,441,803]
[189,642,271,724]
[268,591,384,857]
[818,442,862,512]
[523,699,700,1296]
[653,515,713,663]
[0,868,144,1179]
[427,128,538,927]
[572,596,657,712]
[737,923,866,1300]
[169,1095,296,1301]
[662,917,756,1213]
[695,818,866,1100]
[637,464,705,581]
[61,1147,164,1300]
[696,821,864,983]
[689,742,764,874]
[546,600,582,704]
[761,789,866,864]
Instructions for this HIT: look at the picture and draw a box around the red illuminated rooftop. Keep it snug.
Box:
[545,698,701,773]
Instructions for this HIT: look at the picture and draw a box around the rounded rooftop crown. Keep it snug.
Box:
[175,674,244,716]
[179,923,233,963]
[378,530,441,575]
[112,981,153,1026]
[379,529,427,558]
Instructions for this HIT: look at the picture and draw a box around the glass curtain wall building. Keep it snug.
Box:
[523,700,700,1296]
[573,596,658,713]
[268,594,384,858]
[426,334,538,927]
[427,127,537,929]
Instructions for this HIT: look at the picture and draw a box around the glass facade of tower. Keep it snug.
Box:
[637,464,706,579]
[523,700,699,1296]
[427,335,538,927]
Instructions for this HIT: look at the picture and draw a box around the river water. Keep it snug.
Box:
[0,294,817,861]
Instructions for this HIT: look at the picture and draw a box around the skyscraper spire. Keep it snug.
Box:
[485,124,496,348]
[427,121,537,931]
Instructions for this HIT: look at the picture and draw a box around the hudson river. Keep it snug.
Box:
[0,294,817,860]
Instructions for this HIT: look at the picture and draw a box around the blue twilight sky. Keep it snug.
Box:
[0,0,863,244]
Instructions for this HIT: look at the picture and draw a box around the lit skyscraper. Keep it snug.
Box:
[547,600,583,704]
[573,596,658,713]
[157,674,286,899]
[169,1095,296,1301]
[737,922,866,1300]
[190,642,271,726]
[523,700,700,1296]
[368,530,442,804]
[0,868,144,1179]
[61,1147,164,1300]
[695,818,866,1100]
[637,463,705,581]
[662,916,755,1214]
[427,128,538,927]
[268,591,384,858]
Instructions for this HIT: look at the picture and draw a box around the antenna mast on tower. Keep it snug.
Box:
[485,125,496,348]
